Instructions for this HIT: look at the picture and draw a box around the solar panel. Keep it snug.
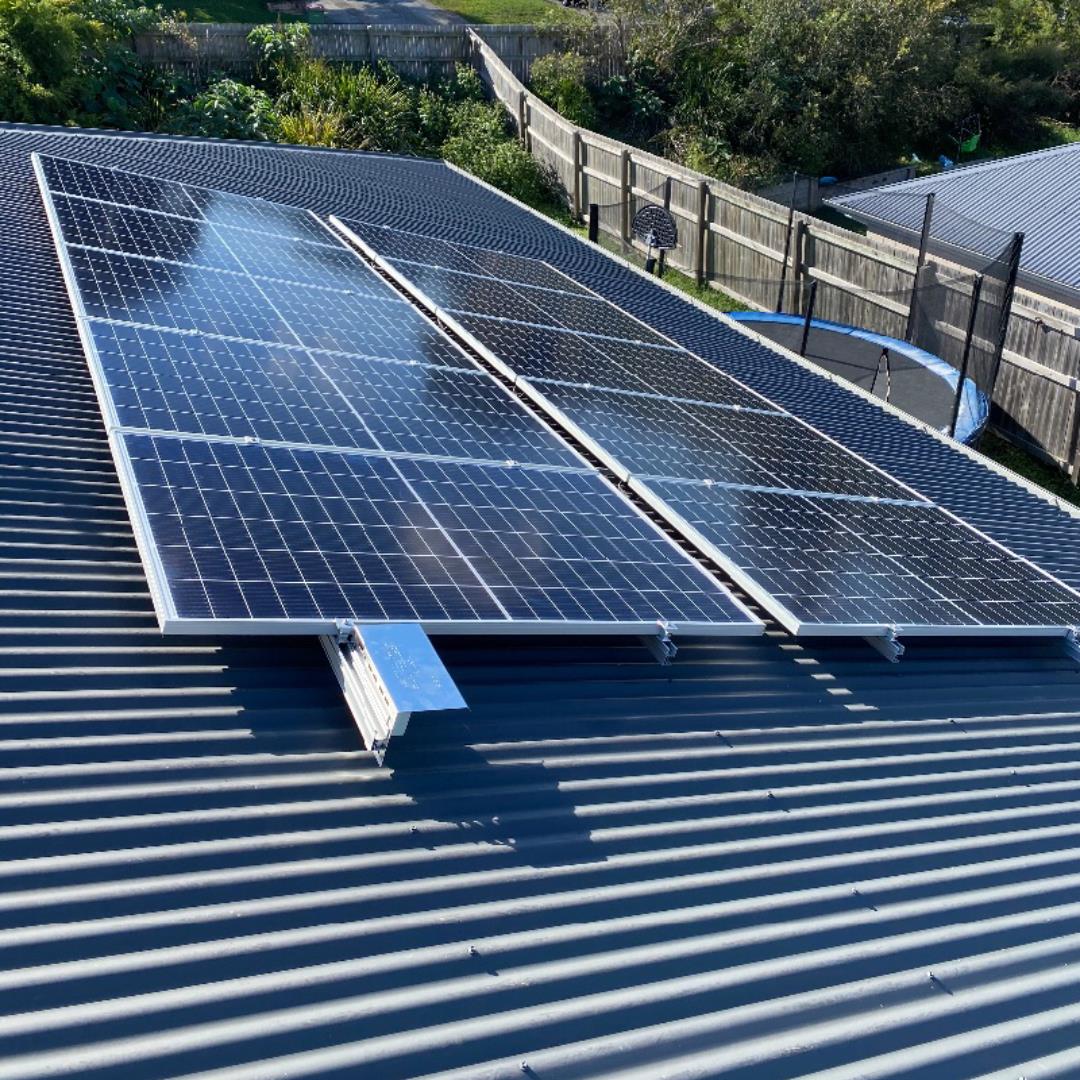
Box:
[36,154,760,637]
[335,216,1080,639]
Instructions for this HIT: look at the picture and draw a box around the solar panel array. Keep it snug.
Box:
[35,154,760,636]
[335,217,1080,637]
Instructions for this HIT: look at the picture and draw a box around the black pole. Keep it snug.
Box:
[949,273,984,439]
[659,177,672,278]
[775,171,799,313]
[799,280,817,357]
[588,203,599,244]
[988,232,1024,395]
[905,192,936,342]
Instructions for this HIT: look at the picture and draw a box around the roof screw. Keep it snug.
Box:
[410,825,418,834]
[469,945,478,957]
[520,1062,530,1074]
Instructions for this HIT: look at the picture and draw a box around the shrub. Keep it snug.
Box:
[169,78,280,141]
[247,23,309,89]
[442,99,559,207]
[0,31,35,120]
[277,104,348,147]
[529,51,595,128]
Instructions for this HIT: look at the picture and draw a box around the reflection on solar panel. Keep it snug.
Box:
[35,154,760,637]
[334,216,1080,638]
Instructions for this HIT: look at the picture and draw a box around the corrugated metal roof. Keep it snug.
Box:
[3,125,1080,1078]
[827,143,1080,304]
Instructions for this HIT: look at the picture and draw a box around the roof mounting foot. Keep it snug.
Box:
[1064,629,1080,665]
[321,623,467,765]
[865,629,904,663]
[641,621,678,666]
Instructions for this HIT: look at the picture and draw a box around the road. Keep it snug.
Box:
[318,0,465,24]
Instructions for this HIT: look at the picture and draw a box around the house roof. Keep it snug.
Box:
[4,124,1080,1079]
[827,142,1080,307]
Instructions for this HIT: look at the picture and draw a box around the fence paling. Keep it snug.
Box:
[467,27,1080,476]
[134,23,622,82]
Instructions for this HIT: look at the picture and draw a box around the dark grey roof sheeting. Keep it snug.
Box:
[3,126,1080,1077]
[827,143,1080,302]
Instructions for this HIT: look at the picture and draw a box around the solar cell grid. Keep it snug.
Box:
[529,379,911,498]
[124,433,754,629]
[396,456,746,624]
[89,321,379,450]
[39,154,200,219]
[51,195,244,272]
[453,313,659,391]
[338,217,592,295]
[641,478,1080,630]
[186,187,339,245]
[315,352,581,469]
[462,246,591,296]
[70,247,287,342]
[484,287,672,346]
[123,433,506,624]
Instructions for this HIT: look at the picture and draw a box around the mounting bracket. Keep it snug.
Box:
[321,622,468,765]
[641,621,678,666]
[1064,628,1080,665]
[865,628,904,663]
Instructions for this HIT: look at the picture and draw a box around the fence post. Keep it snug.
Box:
[517,89,527,146]
[620,149,631,243]
[950,274,984,439]
[793,218,808,305]
[695,180,709,285]
[571,130,582,221]
[1067,385,1080,484]
[905,192,936,342]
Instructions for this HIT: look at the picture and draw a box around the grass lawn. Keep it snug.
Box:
[163,0,300,21]
[426,0,554,22]
[977,430,1080,509]
[161,0,552,22]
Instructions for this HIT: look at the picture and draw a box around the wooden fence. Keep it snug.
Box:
[468,28,1080,477]
[132,23,617,82]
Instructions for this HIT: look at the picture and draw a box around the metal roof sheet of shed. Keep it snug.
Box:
[2,125,1080,1079]
[827,142,1080,304]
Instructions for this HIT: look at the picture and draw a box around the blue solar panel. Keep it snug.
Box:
[37,154,760,637]
[339,217,1080,637]
[122,433,754,629]
[642,479,1080,631]
[530,380,911,499]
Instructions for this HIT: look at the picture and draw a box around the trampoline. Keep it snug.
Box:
[729,312,989,444]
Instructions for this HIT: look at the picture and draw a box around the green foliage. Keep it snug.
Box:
[593,63,667,145]
[247,22,309,88]
[75,43,187,129]
[530,51,596,127]
[0,0,84,89]
[169,77,280,140]
[587,0,1080,184]
[0,31,37,120]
